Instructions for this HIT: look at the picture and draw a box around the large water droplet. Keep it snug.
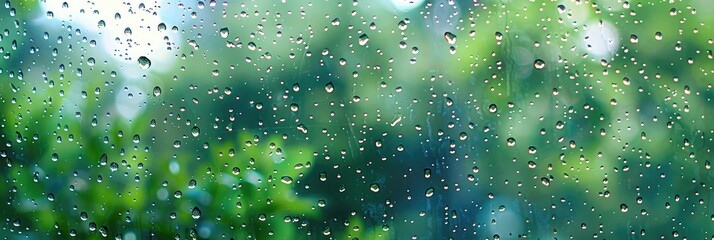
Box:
[219,27,229,38]
[358,34,370,46]
[138,56,151,69]
[444,32,457,45]
[191,207,201,219]
[152,86,161,96]
[369,183,380,192]
[534,59,545,69]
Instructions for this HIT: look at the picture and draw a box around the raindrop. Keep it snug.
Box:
[281,176,293,184]
[137,56,151,69]
[629,34,638,44]
[369,183,380,192]
[444,32,457,45]
[397,20,408,30]
[219,27,229,38]
[620,204,628,212]
[488,104,498,113]
[191,207,201,219]
[506,138,516,147]
[191,126,200,137]
[158,23,167,32]
[557,4,566,14]
[425,187,435,197]
[152,86,161,96]
[534,59,545,69]
[358,34,369,46]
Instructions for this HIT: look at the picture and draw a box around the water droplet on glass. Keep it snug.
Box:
[158,23,167,32]
[488,104,498,113]
[281,176,293,184]
[506,137,516,147]
[219,27,229,38]
[99,154,108,166]
[534,59,545,69]
[358,34,369,46]
[325,82,335,93]
[557,4,566,14]
[369,183,380,192]
[191,207,202,219]
[425,187,435,197]
[629,34,638,44]
[137,56,151,69]
[444,32,457,45]
[398,19,408,30]
[620,204,628,212]
[191,126,200,137]
[152,86,161,96]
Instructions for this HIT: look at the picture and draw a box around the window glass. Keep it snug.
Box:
[1,0,713,239]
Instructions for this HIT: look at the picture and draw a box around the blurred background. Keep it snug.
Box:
[1,0,713,239]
